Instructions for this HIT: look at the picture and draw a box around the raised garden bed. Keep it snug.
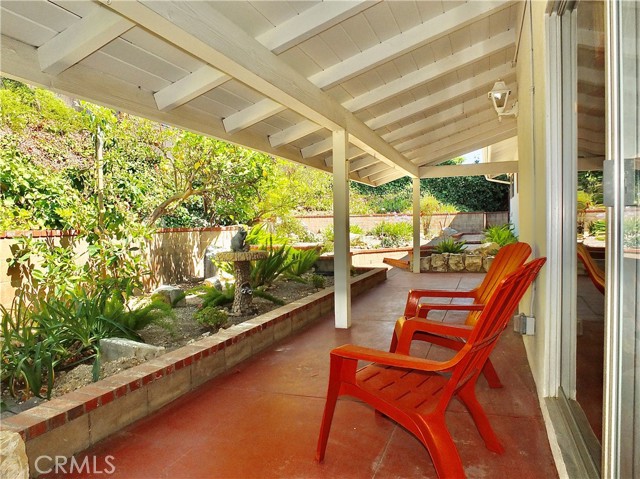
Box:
[0,267,386,475]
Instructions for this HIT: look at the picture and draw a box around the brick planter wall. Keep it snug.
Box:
[0,268,386,475]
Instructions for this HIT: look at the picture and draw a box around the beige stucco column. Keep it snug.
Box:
[333,129,351,328]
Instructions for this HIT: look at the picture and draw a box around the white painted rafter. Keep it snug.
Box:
[155,65,228,111]
[411,127,518,167]
[99,0,418,177]
[382,96,486,144]
[302,66,515,160]
[268,120,319,148]
[270,30,515,145]
[367,65,515,130]
[238,2,512,139]
[156,1,377,119]
[343,30,515,113]
[37,6,134,75]
[256,0,378,55]
[309,1,511,90]
[394,109,499,153]
[223,99,286,134]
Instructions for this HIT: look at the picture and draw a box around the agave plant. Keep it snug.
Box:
[434,238,467,254]
[483,224,518,246]
[287,247,321,277]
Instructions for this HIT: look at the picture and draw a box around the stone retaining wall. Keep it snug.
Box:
[419,253,495,273]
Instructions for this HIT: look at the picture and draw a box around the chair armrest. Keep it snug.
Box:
[392,317,474,354]
[416,302,485,318]
[404,288,478,317]
[403,317,474,338]
[332,344,459,371]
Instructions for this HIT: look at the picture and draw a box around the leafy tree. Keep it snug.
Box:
[0,134,89,230]
[578,171,603,205]
[421,174,509,212]
[351,158,509,213]
[141,132,273,225]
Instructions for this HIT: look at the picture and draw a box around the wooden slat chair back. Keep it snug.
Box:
[577,243,605,294]
[316,258,546,478]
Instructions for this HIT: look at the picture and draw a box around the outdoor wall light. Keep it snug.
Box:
[488,80,518,120]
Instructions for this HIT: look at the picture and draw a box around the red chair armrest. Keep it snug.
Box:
[332,344,459,371]
[404,288,477,317]
[416,302,485,318]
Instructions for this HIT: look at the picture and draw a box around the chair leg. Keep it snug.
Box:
[457,383,504,454]
[389,318,405,353]
[316,357,344,462]
[482,359,503,389]
[417,415,466,478]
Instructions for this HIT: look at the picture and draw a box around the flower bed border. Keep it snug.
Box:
[0,267,387,474]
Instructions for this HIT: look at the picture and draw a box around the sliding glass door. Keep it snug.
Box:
[603,1,640,476]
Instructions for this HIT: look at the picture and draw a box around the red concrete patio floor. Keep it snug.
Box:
[43,268,558,479]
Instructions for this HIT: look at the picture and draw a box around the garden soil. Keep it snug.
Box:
[1,276,333,414]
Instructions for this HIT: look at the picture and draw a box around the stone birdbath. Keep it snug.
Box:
[215,250,268,315]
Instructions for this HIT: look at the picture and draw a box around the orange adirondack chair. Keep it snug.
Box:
[389,242,531,388]
[316,258,546,478]
[577,243,605,294]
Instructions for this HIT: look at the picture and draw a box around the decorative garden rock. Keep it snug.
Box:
[464,255,483,272]
[474,242,500,257]
[216,250,268,315]
[431,253,448,272]
[0,431,28,479]
[419,256,431,272]
[153,285,186,307]
[448,254,464,272]
[483,256,495,272]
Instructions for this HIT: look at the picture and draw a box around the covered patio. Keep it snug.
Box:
[4,1,639,476]
[41,268,557,479]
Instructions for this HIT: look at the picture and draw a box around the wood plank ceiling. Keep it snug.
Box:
[1,0,522,186]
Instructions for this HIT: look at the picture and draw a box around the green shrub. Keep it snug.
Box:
[1,287,174,399]
[375,195,412,214]
[623,217,640,249]
[251,240,295,287]
[273,216,316,243]
[245,223,288,246]
[434,239,467,254]
[350,224,364,235]
[253,288,285,306]
[483,224,518,246]
[588,220,606,240]
[369,221,413,248]
[577,190,593,211]
[1,294,59,399]
[199,285,234,308]
[310,274,326,290]
[287,248,321,277]
[194,306,228,329]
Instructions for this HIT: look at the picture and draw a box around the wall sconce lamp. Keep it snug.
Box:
[488,80,518,120]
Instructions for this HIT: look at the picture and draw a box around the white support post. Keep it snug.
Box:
[332,130,351,328]
[412,177,421,273]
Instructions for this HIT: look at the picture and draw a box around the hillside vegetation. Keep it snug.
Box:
[0,78,509,234]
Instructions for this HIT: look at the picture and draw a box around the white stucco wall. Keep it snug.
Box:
[514,0,553,396]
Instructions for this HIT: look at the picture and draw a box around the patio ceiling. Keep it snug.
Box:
[1,0,523,186]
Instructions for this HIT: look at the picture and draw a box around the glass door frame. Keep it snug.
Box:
[545,2,602,475]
